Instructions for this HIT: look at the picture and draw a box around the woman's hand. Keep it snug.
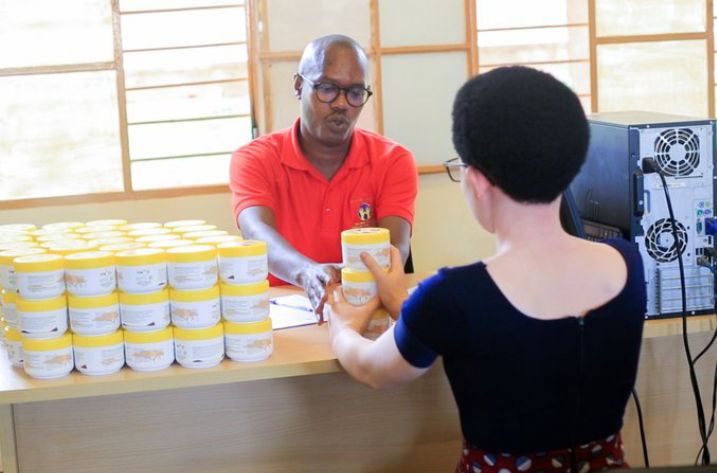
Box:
[361,246,409,319]
[326,284,381,339]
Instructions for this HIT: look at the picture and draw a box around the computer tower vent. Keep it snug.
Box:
[654,128,700,177]
[645,218,688,263]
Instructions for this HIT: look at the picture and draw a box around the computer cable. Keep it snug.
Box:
[632,388,650,467]
[643,157,711,465]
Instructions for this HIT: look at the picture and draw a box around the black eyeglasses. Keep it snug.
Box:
[443,158,469,183]
[298,73,373,107]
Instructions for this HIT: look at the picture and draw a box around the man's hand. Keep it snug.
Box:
[361,246,408,319]
[296,263,341,314]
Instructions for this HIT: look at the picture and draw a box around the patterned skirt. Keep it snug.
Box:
[455,432,628,473]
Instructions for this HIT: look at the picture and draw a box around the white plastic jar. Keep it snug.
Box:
[14,253,65,299]
[183,230,229,241]
[119,222,162,233]
[195,235,243,247]
[166,245,218,290]
[99,242,146,253]
[2,289,18,330]
[341,227,391,271]
[85,219,128,227]
[0,247,47,291]
[0,223,36,232]
[68,292,121,335]
[341,267,378,306]
[73,330,125,376]
[115,248,167,293]
[147,239,194,250]
[44,240,97,257]
[124,326,174,372]
[224,318,273,362]
[220,280,270,323]
[119,289,170,332]
[134,233,180,244]
[41,221,83,232]
[127,227,173,239]
[4,326,23,367]
[163,219,207,230]
[16,294,68,339]
[364,309,392,341]
[22,332,74,379]
[173,323,224,369]
[218,240,268,285]
[174,224,217,235]
[64,251,116,296]
[170,285,221,329]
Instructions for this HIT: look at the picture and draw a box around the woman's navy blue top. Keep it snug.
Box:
[394,238,646,454]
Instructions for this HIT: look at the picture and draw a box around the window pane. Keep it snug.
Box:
[478,25,588,66]
[380,0,464,47]
[123,45,248,88]
[476,0,587,30]
[597,40,708,117]
[0,0,113,68]
[121,0,243,12]
[121,7,246,50]
[126,81,250,123]
[264,0,371,52]
[595,0,706,36]
[480,61,590,96]
[0,71,123,200]
[131,155,231,190]
[129,117,252,160]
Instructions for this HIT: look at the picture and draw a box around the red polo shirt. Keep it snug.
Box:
[230,118,418,285]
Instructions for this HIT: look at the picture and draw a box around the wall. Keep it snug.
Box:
[0,173,495,274]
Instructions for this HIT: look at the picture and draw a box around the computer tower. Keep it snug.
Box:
[569,111,716,318]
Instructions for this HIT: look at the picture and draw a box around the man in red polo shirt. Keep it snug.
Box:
[230,34,418,312]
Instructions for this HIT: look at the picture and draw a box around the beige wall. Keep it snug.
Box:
[0,174,495,274]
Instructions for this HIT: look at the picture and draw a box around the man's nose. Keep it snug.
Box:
[331,89,350,109]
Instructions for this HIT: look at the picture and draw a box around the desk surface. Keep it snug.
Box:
[1,276,715,405]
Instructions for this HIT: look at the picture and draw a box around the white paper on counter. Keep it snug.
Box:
[269,294,318,329]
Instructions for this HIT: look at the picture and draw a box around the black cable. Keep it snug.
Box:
[652,165,710,465]
[631,388,650,468]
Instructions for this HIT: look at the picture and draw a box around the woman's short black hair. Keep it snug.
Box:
[452,66,589,203]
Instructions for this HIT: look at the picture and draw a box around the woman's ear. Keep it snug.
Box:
[465,166,492,200]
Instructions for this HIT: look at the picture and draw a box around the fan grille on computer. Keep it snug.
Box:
[653,128,700,177]
[645,218,688,263]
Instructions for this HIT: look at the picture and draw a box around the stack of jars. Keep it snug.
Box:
[340,228,393,340]
[217,240,273,362]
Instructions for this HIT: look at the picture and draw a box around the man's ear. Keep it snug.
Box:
[293,73,302,99]
[465,166,492,200]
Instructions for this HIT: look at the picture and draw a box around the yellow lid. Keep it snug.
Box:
[36,233,78,242]
[68,291,119,309]
[170,285,220,302]
[147,239,194,249]
[341,227,390,244]
[223,318,272,334]
[0,248,47,265]
[99,242,146,253]
[127,228,172,238]
[165,245,216,262]
[44,240,97,255]
[119,222,162,232]
[82,231,126,240]
[73,330,123,347]
[0,224,36,232]
[164,219,207,229]
[217,240,267,257]
[22,332,73,351]
[88,237,134,247]
[135,234,180,243]
[220,280,269,296]
[173,323,223,340]
[0,234,33,243]
[4,326,21,341]
[341,267,377,283]
[119,288,169,305]
[16,294,66,311]
[13,253,64,272]
[64,251,115,269]
[195,235,243,246]
[75,225,116,234]
[124,326,173,344]
[115,248,166,265]
[42,222,84,231]
[2,289,15,303]
[174,224,217,234]
[183,230,229,240]
[85,219,128,227]
[0,241,40,251]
